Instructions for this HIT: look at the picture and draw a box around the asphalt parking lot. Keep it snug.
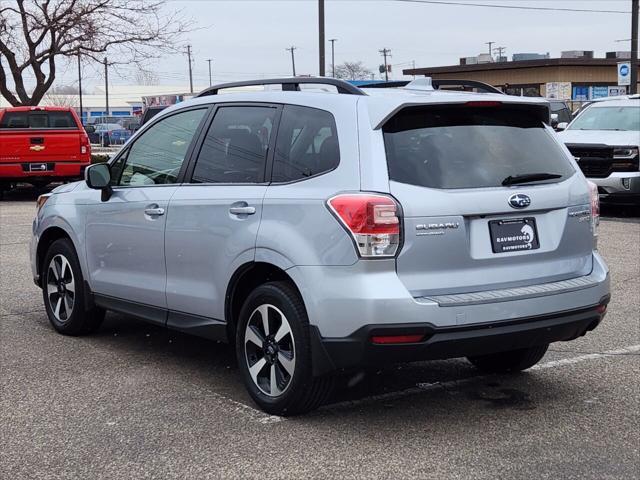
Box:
[1,189,638,480]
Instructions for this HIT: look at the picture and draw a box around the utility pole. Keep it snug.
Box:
[319,0,325,76]
[493,46,506,62]
[485,41,495,61]
[631,0,639,94]
[104,57,109,117]
[186,45,194,93]
[206,59,213,87]
[286,46,297,76]
[77,50,83,124]
[329,38,337,77]
[379,48,391,81]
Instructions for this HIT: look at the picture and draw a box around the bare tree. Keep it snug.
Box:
[333,61,373,81]
[134,69,160,86]
[43,91,78,107]
[0,0,191,106]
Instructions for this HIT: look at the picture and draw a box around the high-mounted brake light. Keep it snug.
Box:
[588,181,600,234]
[327,193,401,258]
[465,101,502,107]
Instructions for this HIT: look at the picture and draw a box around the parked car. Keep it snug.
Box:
[88,123,132,146]
[548,99,572,130]
[31,77,609,415]
[558,97,640,205]
[0,106,91,197]
[140,105,167,126]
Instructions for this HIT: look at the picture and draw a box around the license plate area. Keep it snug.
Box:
[29,163,49,172]
[489,217,539,253]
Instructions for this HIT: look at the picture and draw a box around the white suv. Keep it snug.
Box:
[558,97,640,205]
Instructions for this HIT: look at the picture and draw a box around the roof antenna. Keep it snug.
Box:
[404,77,433,91]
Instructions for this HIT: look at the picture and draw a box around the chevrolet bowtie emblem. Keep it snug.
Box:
[30,145,45,151]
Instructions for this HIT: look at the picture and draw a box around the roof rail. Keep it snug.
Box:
[357,78,503,95]
[196,77,366,97]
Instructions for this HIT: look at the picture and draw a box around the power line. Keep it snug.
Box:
[393,0,631,14]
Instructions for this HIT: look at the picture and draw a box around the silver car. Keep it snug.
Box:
[30,77,610,415]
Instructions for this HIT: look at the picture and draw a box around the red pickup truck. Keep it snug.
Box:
[0,106,91,197]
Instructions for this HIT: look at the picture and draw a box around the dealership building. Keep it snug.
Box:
[404,52,638,105]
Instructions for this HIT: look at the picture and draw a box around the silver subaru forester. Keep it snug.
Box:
[31,77,610,415]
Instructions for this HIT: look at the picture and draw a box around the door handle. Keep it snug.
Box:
[144,207,165,216]
[229,206,256,215]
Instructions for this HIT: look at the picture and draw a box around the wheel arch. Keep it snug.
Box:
[225,262,304,342]
[36,226,75,287]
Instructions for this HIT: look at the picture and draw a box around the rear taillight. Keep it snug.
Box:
[327,193,401,258]
[80,134,90,155]
[588,181,599,233]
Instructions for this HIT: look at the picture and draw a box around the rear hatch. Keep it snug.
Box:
[0,110,84,164]
[382,102,593,297]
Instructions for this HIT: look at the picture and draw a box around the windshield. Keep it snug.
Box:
[569,106,640,131]
[383,104,575,189]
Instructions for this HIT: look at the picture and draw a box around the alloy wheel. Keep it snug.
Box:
[244,304,296,397]
[46,254,75,323]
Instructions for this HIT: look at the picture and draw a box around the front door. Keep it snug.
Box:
[165,104,279,327]
[85,108,208,314]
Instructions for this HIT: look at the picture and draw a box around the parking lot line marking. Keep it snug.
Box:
[321,344,640,413]
[193,385,284,424]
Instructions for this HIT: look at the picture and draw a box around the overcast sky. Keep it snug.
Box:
[54,0,634,91]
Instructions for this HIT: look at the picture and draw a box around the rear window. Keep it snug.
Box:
[0,111,77,129]
[383,104,574,189]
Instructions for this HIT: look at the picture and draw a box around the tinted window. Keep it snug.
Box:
[0,111,77,128]
[192,106,276,183]
[568,106,640,131]
[113,109,206,186]
[272,105,339,182]
[383,105,574,189]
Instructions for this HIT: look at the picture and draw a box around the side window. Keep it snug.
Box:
[191,106,276,183]
[115,108,206,186]
[272,105,339,182]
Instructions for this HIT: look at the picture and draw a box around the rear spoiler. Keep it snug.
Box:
[372,100,551,130]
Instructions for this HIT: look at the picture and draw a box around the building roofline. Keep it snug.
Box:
[404,58,640,76]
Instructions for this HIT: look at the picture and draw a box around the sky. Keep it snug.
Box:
[42,0,639,92]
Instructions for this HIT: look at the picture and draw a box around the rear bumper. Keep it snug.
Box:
[0,161,88,183]
[310,297,609,375]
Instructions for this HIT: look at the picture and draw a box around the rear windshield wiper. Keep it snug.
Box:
[502,172,562,186]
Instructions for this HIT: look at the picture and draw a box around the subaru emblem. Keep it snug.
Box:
[508,193,531,209]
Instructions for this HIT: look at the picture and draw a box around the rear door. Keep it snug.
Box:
[0,110,82,163]
[164,104,279,328]
[381,103,593,297]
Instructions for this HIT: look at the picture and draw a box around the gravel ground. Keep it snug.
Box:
[1,189,638,480]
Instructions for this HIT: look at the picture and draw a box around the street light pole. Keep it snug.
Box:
[206,59,213,87]
[77,50,83,124]
[319,0,325,76]
[630,0,638,94]
[104,57,109,117]
[329,38,337,77]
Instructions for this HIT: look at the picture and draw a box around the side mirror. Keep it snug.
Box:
[556,122,568,132]
[84,125,96,134]
[85,163,113,201]
[550,113,559,129]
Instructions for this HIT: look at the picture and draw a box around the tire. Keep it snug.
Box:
[236,281,334,416]
[467,344,549,373]
[42,238,105,336]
